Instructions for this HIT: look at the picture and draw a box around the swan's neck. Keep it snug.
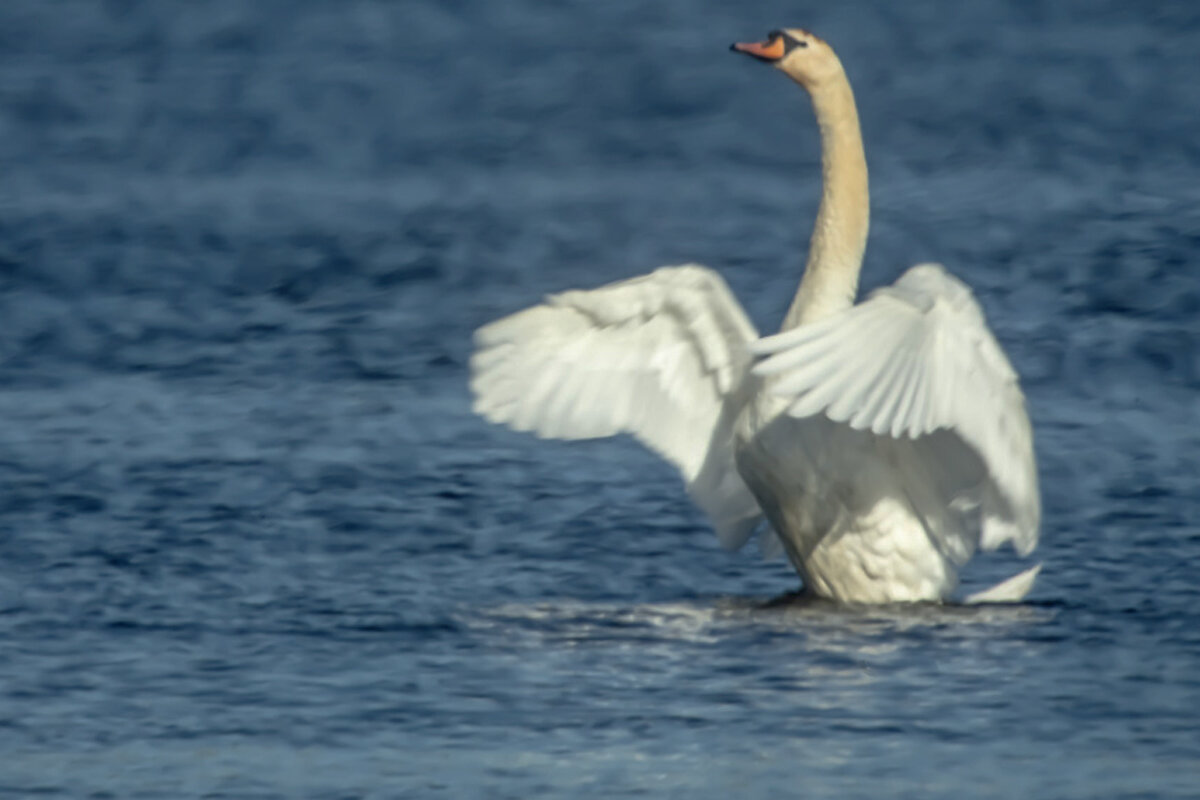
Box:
[781,74,869,330]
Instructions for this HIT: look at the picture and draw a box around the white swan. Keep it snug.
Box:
[470,29,1040,604]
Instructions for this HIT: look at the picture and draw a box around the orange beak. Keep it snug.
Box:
[730,35,787,62]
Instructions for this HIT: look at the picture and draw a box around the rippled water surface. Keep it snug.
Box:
[1,1,1199,797]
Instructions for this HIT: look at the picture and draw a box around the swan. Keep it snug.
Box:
[470,29,1041,604]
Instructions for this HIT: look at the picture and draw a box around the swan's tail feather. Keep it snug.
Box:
[963,563,1042,604]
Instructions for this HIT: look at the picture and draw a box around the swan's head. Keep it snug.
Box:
[731,29,844,90]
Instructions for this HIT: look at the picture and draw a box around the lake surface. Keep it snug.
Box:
[1,1,1198,797]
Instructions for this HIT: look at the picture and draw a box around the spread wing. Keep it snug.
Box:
[752,263,1039,559]
[471,264,764,547]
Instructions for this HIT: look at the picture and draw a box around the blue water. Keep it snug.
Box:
[1,1,1198,797]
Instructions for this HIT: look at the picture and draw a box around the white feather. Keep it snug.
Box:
[470,264,764,548]
[751,263,1040,561]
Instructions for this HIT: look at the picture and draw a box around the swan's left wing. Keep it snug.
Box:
[752,263,1039,559]
[471,264,765,548]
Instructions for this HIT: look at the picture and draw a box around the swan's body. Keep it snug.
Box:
[471,29,1040,603]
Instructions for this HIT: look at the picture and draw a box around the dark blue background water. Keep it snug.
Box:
[1,1,1198,797]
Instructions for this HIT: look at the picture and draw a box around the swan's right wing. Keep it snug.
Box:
[471,265,764,547]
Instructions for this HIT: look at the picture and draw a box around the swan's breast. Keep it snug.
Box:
[733,395,953,602]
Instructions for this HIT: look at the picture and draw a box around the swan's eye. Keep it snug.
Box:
[775,32,808,53]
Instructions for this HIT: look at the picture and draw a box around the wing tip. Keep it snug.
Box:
[963,562,1042,604]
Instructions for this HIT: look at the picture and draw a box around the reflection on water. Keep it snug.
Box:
[463,595,1055,714]
[473,594,1051,644]
[443,594,1173,798]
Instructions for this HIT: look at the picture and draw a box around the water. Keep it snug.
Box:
[1,1,1198,797]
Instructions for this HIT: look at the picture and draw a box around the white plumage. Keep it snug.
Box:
[752,264,1039,558]
[469,29,1041,603]
[738,264,1039,602]
[472,265,765,547]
